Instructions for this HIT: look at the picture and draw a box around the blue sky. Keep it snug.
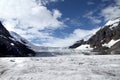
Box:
[46,0,114,37]
[0,0,120,47]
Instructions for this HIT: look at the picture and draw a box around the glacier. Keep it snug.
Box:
[0,55,120,80]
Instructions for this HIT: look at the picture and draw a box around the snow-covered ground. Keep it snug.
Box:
[0,55,120,80]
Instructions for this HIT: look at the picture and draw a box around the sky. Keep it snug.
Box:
[0,0,120,47]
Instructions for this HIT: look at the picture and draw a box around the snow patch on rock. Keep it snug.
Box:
[102,39,120,48]
[75,44,93,51]
[10,43,14,46]
[110,22,119,29]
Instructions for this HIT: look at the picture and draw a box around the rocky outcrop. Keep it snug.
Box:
[70,18,120,54]
[0,21,11,37]
[110,41,120,54]
[0,22,36,57]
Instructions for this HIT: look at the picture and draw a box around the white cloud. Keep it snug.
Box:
[115,0,120,6]
[0,0,67,46]
[39,0,64,5]
[41,28,100,47]
[0,0,63,30]
[88,16,102,24]
[84,12,101,24]
[53,9,62,19]
[101,6,120,21]
[63,18,82,27]
[101,0,120,21]
[0,0,100,47]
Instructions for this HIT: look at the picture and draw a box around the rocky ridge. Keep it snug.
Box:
[70,17,120,54]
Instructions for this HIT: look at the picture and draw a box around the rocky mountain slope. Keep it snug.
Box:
[0,22,36,57]
[69,17,120,54]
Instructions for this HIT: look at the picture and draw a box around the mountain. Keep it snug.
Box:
[69,17,120,54]
[0,21,36,57]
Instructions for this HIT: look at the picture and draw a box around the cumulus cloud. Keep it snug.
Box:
[0,0,66,46]
[101,0,120,21]
[0,0,100,47]
[0,0,63,30]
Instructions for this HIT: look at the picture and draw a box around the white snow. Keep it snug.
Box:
[103,39,120,48]
[10,43,14,46]
[0,55,120,80]
[105,18,120,26]
[75,44,93,51]
[110,22,119,29]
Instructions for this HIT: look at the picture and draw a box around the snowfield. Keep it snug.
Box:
[0,55,120,80]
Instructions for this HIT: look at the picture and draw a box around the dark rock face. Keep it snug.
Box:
[110,41,120,54]
[0,22,36,57]
[0,22,11,37]
[88,22,120,48]
[70,18,120,54]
